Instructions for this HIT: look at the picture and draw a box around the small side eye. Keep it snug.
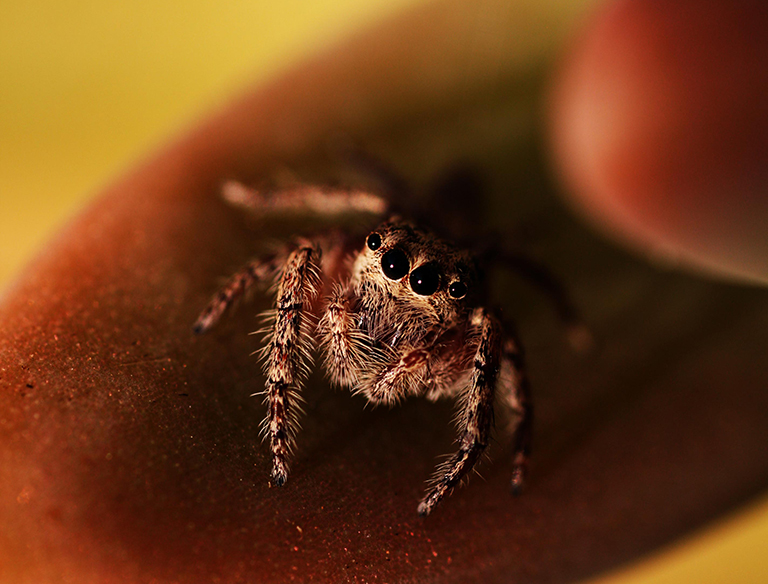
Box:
[448,281,467,299]
[366,232,382,250]
[381,248,410,280]
[409,263,441,296]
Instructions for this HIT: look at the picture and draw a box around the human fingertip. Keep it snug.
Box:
[548,0,768,285]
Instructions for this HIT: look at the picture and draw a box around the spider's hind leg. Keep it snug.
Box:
[222,180,389,224]
[492,250,592,352]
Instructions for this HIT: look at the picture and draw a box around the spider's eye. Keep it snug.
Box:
[381,248,410,280]
[410,263,441,296]
[448,281,467,299]
[366,232,382,251]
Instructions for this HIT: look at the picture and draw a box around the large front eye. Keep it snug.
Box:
[381,248,410,280]
[409,263,441,295]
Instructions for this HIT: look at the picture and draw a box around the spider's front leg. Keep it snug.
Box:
[418,308,501,516]
[261,243,322,486]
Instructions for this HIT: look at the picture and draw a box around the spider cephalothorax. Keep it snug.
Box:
[195,180,538,516]
[321,219,484,411]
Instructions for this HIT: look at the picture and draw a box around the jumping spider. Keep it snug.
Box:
[195,171,577,516]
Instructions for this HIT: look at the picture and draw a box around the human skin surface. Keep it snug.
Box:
[2,1,768,582]
[550,0,768,285]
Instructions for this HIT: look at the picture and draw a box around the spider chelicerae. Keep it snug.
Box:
[195,168,580,516]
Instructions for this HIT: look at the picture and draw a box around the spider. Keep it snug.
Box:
[194,168,579,516]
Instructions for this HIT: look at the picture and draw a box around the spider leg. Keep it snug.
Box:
[222,181,388,221]
[193,255,281,334]
[492,250,592,351]
[326,138,414,212]
[418,309,501,516]
[499,322,533,495]
[261,243,322,486]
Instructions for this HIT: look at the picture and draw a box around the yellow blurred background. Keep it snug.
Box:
[1,1,766,582]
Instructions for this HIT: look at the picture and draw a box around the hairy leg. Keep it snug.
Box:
[499,324,533,494]
[193,255,281,333]
[260,243,322,486]
[223,181,388,221]
[418,309,501,516]
[492,250,592,351]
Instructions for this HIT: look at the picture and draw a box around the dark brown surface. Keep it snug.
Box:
[2,1,768,582]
